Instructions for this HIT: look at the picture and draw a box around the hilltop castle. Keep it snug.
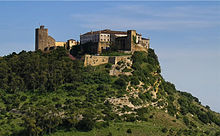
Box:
[35,26,150,54]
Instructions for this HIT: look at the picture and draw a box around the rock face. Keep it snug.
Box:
[109,57,133,76]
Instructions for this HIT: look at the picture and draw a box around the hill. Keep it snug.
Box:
[0,47,219,136]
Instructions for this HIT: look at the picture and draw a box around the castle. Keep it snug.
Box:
[35,26,150,66]
[35,26,150,54]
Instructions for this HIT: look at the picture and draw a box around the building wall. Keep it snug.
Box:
[80,33,110,44]
[142,39,150,49]
[127,30,137,52]
[98,42,110,54]
[55,41,66,47]
[115,36,127,50]
[80,33,99,44]
[67,39,78,48]
[84,54,132,66]
[99,33,110,42]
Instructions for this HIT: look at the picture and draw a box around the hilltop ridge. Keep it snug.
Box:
[0,47,219,136]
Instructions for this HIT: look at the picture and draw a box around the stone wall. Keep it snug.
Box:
[84,55,132,66]
[35,26,56,51]
[35,26,48,51]
[48,36,55,48]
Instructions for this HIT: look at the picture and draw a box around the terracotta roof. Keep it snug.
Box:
[82,29,127,36]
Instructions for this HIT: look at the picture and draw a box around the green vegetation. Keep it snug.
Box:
[0,47,219,136]
[100,51,131,56]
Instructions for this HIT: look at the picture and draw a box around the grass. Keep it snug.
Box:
[48,109,187,136]
[48,122,166,136]
[47,108,220,136]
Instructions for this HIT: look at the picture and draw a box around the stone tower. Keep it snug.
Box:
[127,30,137,52]
[35,25,48,51]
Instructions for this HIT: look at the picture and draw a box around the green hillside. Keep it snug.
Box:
[0,47,219,136]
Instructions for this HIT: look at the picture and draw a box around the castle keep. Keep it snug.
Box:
[35,25,78,51]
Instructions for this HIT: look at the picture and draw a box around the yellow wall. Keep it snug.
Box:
[55,42,66,47]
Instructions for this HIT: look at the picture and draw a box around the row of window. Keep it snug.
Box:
[100,34,110,37]
[100,39,110,41]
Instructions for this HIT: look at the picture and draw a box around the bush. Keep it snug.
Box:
[215,131,220,136]
[76,118,95,131]
[130,76,139,85]
[95,121,109,129]
[105,63,112,68]
[122,67,132,72]
[183,116,189,126]
[114,78,126,89]
[161,127,168,133]
[107,132,113,136]
[127,128,132,133]
[167,104,177,116]
[117,61,123,65]
[197,112,210,124]
[129,97,142,106]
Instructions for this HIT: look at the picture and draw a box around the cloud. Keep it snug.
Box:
[71,3,220,31]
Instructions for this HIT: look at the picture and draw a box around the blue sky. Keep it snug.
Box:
[0,1,219,112]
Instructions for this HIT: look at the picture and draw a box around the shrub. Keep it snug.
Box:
[161,127,168,133]
[20,95,27,101]
[114,78,126,89]
[130,76,139,85]
[127,128,132,133]
[105,63,112,68]
[117,61,123,65]
[135,107,148,116]
[197,112,210,124]
[129,97,142,106]
[122,67,132,72]
[183,116,189,126]
[167,104,177,116]
[107,132,113,136]
[76,118,95,131]
[215,131,220,136]
[95,121,109,129]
